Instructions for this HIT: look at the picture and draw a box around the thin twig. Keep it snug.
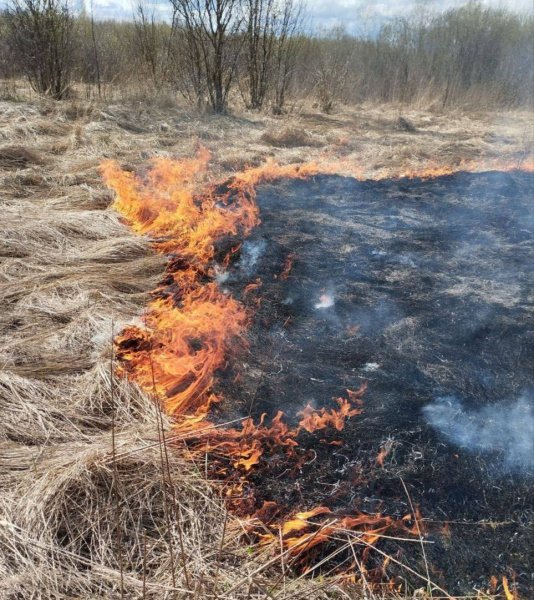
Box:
[110,319,124,599]
[148,341,192,590]
[148,349,177,589]
[225,518,339,596]
[278,525,286,596]
[162,415,192,589]
[109,416,247,464]
[346,534,371,599]
[142,528,147,599]
[352,531,453,599]
[400,476,432,596]
[212,508,228,597]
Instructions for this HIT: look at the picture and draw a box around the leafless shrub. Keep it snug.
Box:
[242,0,302,111]
[2,2,530,111]
[242,0,276,109]
[134,1,176,91]
[0,12,18,93]
[7,0,75,100]
[270,0,302,113]
[313,26,354,113]
[75,19,138,100]
[170,0,244,113]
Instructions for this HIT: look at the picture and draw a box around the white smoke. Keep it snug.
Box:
[239,240,267,275]
[363,362,380,372]
[423,392,534,470]
[314,292,335,309]
[214,264,229,284]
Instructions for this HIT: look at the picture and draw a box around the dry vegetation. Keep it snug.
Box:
[0,2,533,113]
[0,89,533,599]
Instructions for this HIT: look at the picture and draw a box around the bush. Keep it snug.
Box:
[7,0,75,100]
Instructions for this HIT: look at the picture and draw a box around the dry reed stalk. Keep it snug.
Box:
[110,320,125,598]
[400,477,432,596]
[149,351,178,590]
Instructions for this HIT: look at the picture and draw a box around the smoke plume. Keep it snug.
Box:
[423,392,533,471]
[239,239,267,275]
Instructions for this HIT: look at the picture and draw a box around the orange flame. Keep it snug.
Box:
[376,447,388,467]
[316,155,534,182]
[278,253,295,280]
[243,277,262,297]
[503,576,519,600]
[298,384,366,433]
[104,152,317,420]
[102,150,533,581]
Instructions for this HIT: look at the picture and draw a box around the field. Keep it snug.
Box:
[0,94,532,599]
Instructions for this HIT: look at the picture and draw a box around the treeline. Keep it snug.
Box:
[0,0,532,112]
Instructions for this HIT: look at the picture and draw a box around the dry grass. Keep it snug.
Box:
[0,145,43,169]
[260,127,321,148]
[0,90,532,599]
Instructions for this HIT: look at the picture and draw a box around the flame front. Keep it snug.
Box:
[102,152,532,585]
[102,150,257,419]
[102,152,318,421]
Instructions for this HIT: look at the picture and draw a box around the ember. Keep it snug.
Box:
[102,154,533,595]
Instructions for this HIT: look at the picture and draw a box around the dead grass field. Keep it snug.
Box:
[0,94,532,599]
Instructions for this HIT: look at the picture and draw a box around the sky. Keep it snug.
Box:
[2,0,532,32]
[303,0,532,35]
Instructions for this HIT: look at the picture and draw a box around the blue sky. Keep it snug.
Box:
[303,0,532,35]
[2,0,532,32]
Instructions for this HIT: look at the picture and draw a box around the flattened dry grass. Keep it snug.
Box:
[0,145,43,169]
[0,93,531,599]
[260,127,322,148]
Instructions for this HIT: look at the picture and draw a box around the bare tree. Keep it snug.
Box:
[314,26,354,113]
[8,0,75,99]
[89,0,101,98]
[243,0,275,109]
[271,0,302,113]
[170,0,243,113]
[134,1,176,90]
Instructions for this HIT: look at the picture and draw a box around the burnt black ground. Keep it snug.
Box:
[213,171,534,593]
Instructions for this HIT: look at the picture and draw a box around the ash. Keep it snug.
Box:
[216,171,534,594]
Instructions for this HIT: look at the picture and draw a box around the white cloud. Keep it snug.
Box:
[304,0,533,34]
[1,0,532,28]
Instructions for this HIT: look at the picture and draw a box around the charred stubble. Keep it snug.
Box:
[214,171,534,594]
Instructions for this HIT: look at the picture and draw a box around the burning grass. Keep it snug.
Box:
[99,152,424,592]
[0,95,532,599]
[102,150,532,594]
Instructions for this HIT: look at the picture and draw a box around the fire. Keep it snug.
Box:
[281,507,332,536]
[103,151,317,420]
[102,150,533,585]
[277,253,295,280]
[115,289,248,416]
[317,155,534,182]
[298,384,366,433]
[376,447,388,467]
[243,277,262,297]
[502,576,519,600]
[100,149,255,260]
[281,513,393,554]
[394,157,534,181]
